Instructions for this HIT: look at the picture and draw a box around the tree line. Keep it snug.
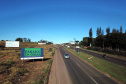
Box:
[38,39,53,45]
[15,37,31,42]
[16,38,53,45]
[80,26,126,51]
[1,38,53,45]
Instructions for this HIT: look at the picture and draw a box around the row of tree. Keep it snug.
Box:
[80,26,126,50]
[15,38,31,42]
[1,38,53,45]
[38,39,53,45]
[15,38,53,44]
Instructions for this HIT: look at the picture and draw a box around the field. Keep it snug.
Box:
[0,41,55,84]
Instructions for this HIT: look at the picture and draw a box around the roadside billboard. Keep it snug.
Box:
[21,48,43,60]
[76,46,80,48]
[5,41,19,47]
[70,42,75,44]
[38,43,46,45]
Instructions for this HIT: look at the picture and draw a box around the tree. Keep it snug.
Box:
[83,37,89,46]
[75,40,79,44]
[89,28,92,47]
[95,27,105,49]
[42,40,46,43]
[101,30,104,35]
[22,38,25,42]
[15,38,23,42]
[117,29,120,33]
[79,41,84,46]
[112,28,117,33]
[47,42,53,45]
[106,27,110,35]
[27,38,31,42]
[96,27,101,37]
[120,26,122,33]
[24,38,27,42]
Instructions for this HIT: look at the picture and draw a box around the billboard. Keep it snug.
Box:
[38,43,46,45]
[21,48,43,60]
[5,41,19,47]
[76,46,80,48]
[70,42,75,44]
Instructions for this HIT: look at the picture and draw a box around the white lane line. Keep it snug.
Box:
[75,62,81,67]
[70,55,98,84]
[90,76,99,84]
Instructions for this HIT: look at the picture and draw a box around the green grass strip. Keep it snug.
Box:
[66,48,126,84]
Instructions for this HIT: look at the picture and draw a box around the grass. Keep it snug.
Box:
[66,48,126,84]
[81,47,126,60]
[52,49,55,56]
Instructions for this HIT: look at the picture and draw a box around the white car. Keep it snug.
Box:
[64,54,70,59]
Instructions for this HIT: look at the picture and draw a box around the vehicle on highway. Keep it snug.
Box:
[64,54,70,59]
[103,53,106,58]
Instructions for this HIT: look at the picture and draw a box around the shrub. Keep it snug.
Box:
[17,68,29,76]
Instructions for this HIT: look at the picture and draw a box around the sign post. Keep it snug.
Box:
[49,48,52,52]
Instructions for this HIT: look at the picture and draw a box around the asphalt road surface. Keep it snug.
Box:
[49,47,72,84]
[70,46,126,67]
[59,46,118,84]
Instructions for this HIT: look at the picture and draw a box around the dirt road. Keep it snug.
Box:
[48,47,72,84]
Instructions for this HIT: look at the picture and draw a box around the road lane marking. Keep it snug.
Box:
[75,62,81,67]
[90,76,99,84]
[70,54,98,84]
[75,61,99,84]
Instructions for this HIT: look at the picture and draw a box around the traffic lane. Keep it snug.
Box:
[59,47,96,84]
[70,47,126,67]
[59,47,118,84]
[65,49,118,84]
[49,47,72,84]
[64,47,118,84]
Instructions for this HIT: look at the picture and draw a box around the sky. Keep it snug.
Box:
[0,0,126,44]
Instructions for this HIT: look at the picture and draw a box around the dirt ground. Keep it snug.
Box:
[0,41,55,84]
[19,59,51,84]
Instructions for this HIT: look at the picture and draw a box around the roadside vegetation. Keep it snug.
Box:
[66,48,126,84]
[78,26,126,57]
[0,41,55,84]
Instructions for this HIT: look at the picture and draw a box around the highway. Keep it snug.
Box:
[70,46,126,67]
[59,46,118,84]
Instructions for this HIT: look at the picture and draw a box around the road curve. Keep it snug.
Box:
[59,46,118,84]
